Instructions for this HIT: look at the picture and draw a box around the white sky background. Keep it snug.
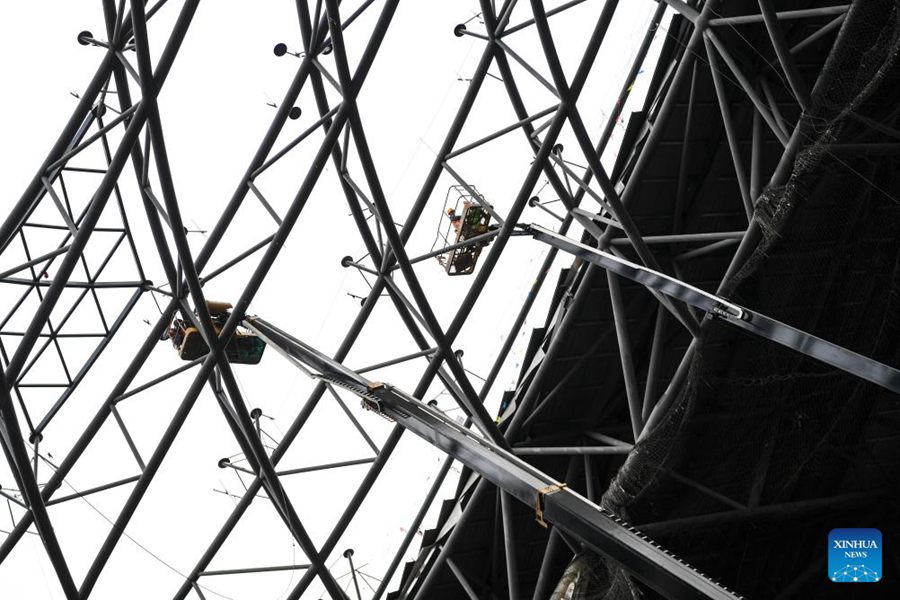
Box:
[0,1,671,598]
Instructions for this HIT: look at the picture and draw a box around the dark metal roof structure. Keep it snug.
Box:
[392,1,900,598]
[1,1,899,599]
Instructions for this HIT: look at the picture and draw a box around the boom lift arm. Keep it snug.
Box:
[528,224,900,394]
[243,316,740,600]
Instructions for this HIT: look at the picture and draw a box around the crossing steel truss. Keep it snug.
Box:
[0,0,895,599]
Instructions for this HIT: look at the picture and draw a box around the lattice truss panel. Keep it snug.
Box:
[0,1,895,599]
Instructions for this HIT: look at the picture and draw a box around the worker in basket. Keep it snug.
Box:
[441,200,496,275]
[447,207,463,231]
[445,201,490,239]
[165,300,266,364]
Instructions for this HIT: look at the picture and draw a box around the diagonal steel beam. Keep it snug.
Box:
[300,38,481,431]
[0,5,323,572]
[479,2,702,340]
[0,51,117,254]
[705,30,790,146]
[529,0,704,339]
[2,0,199,390]
[532,225,900,394]
[177,0,488,592]
[703,34,753,219]
[323,0,507,448]
[0,4,199,598]
[247,317,742,600]
[0,373,78,598]
[82,1,400,596]
[123,6,349,596]
[757,0,811,110]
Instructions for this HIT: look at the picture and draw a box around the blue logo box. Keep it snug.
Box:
[829,528,882,583]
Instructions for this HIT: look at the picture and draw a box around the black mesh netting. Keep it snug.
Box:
[556,1,900,598]
[550,551,643,600]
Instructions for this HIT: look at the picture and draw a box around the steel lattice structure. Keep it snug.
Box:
[1,0,898,598]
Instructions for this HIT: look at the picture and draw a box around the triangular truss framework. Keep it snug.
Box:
[0,1,895,599]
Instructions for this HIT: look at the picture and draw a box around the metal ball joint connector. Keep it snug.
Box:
[274,42,309,60]
[454,24,467,37]
[77,30,94,46]
[217,457,231,469]
[273,45,302,121]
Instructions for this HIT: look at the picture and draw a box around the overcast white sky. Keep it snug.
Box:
[0,1,669,598]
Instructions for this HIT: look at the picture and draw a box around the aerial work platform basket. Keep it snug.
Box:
[434,186,496,275]
[167,301,266,364]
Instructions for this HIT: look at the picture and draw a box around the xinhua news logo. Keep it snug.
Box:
[828,528,882,583]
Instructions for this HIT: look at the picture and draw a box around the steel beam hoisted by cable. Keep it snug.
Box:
[244,316,742,600]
